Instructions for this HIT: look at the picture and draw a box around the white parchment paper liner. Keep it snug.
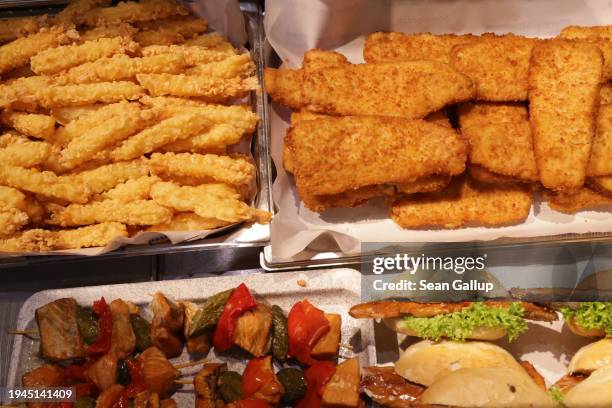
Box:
[265,0,612,260]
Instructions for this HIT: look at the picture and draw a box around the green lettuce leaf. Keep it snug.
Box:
[402,302,527,342]
[560,302,612,337]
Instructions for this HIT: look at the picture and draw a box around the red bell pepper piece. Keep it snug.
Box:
[287,300,330,365]
[86,297,113,356]
[213,283,257,351]
[242,357,276,398]
[111,359,147,408]
[296,361,336,408]
[235,400,272,408]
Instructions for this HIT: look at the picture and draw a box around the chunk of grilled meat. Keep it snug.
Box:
[234,303,273,357]
[110,299,136,359]
[35,298,85,361]
[194,363,227,408]
[151,292,185,358]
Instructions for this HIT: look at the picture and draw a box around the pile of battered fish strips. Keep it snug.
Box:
[0,0,270,252]
[266,28,612,229]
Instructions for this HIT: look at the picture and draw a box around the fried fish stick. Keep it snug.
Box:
[140,97,259,133]
[148,152,255,186]
[396,175,452,194]
[148,212,230,232]
[0,209,28,236]
[390,176,532,229]
[98,175,159,202]
[587,176,612,196]
[0,111,55,140]
[469,164,523,186]
[60,102,158,168]
[451,34,539,101]
[301,185,394,213]
[0,27,72,74]
[0,141,51,168]
[0,131,29,147]
[136,73,258,101]
[185,54,255,78]
[110,112,213,161]
[264,68,304,109]
[134,16,207,46]
[51,104,108,126]
[0,165,90,203]
[67,160,149,194]
[83,0,188,26]
[545,187,612,213]
[183,33,236,52]
[602,82,612,104]
[47,199,172,226]
[34,82,145,108]
[31,37,138,75]
[364,32,478,64]
[53,222,128,249]
[160,124,246,152]
[141,44,236,64]
[457,102,528,129]
[58,54,187,84]
[0,76,52,109]
[150,181,269,223]
[53,0,111,25]
[560,26,612,80]
[136,15,207,36]
[0,16,45,44]
[79,23,138,42]
[0,229,55,252]
[301,61,474,118]
[529,40,603,192]
[587,104,612,176]
[287,116,467,196]
[52,101,144,146]
[0,185,27,211]
[462,122,538,181]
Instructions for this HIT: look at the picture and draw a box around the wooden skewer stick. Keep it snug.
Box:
[173,358,209,370]
[8,329,39,336]
[174,379,194,385]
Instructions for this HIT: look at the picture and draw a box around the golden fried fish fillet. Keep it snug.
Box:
[587,104,612,176]
[528,40,603,192]
[602,82,612,104]
[451,34,540,101]
[300,185,395,213]
[395,175,452,195]
[462,122,538,182]
[390,176,532,229]
[349,300,557,321]
[363,31,478,64]
[586,176,612,196]
[301,61,475,118]
[457,102,528,129]
[560,25,612,80]
[287,116,467,197]
[545,187,612,214]
[468,164,523,186]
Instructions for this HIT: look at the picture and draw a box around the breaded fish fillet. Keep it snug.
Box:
[302,61,474,118]
[396,175,452,194]
[451,34,539,101]
[462,122,538,181]
[468,164,523,186]
[287,116,467,196]
[300,185,394,213]
[560,25,612,80]
[363,32,478,64]
[545,187,612,214]
[586,176,612,196]
[390,176,532,229]
[528,40,603,192]
[602,82,612,104]
[457,102,528,129]
[587,104,612,176]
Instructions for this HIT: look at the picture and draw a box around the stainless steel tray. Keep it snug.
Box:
[0,1,274,265]
[6,268,368,406]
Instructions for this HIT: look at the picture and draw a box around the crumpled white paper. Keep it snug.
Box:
[265,0,612,261]
[0,0,255,257]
